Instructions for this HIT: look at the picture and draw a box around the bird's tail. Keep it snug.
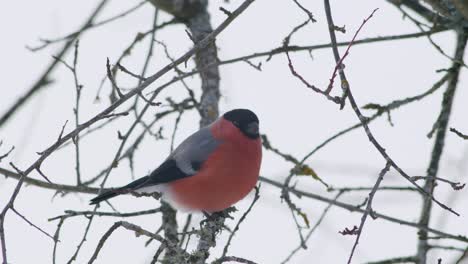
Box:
[89,176,150,205]
[90,189,122,205]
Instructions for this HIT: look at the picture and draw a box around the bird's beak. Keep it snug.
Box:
[246,122,259,136]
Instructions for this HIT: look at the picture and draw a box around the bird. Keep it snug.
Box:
[90,108,262,212]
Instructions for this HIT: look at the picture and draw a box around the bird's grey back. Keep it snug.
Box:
[169,125,222,175]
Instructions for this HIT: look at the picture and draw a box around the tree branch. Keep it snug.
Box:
[0,0,109,128]
[0,1,256,261]
[416,32,467,264]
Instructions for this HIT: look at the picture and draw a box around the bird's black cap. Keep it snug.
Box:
[223,109,259,139]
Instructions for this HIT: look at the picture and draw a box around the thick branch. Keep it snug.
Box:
[0,167,101,194]
[147,0,254,262]
[416,33,467,264]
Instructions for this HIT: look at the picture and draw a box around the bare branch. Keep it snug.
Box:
[0,145,14,163]
[106,58,124,98]
[117,62,147,81]
[364,256,418,264]
[259,177,468,243]
[347,162,391,263]
[450,127,468,140]
[88,221,188,264]
[212,256,258,264]
[416,33,467,264]
[0,0,109,128]
[281,192,342,263]
[49,208,162,221]
[325,8,378,95]
[219,186,261,259]
[11,207,56,242]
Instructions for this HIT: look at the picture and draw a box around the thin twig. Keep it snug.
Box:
[0,145,14,163]
[450,127,468,140]
[106,58,124,98]
[212,256,258,264]
[281,192,342,264]
[52,217,65,264]
[0,0,109,128]
[364,256,418,264]
[259,177,468,243]
[49,208,162,221]
[27,1,149,52]
[66,208,96,264]
[347,162,391,263]
[11,207,56,242]
[87,221,188,264]
[219,186,261,259]
[455,246,468,264]
[325,7,378,96]
[117,63,147,81]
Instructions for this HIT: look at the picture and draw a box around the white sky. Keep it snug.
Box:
[1,0,467,263]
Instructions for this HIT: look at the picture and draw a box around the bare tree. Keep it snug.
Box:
[1,0,468,263]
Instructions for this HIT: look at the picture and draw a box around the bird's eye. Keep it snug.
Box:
[232,121,240,127]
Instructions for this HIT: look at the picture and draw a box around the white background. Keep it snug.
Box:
[1,0,467,263]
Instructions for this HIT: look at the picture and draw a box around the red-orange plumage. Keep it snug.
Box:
[169,118,262,212]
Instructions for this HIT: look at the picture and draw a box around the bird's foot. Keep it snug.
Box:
[201,207,237,223]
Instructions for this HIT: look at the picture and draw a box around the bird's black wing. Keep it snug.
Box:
[90,159,193,204]
[90,126,220,205]
[141,159,191,186]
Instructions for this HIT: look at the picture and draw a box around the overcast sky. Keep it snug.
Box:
[1,0,467,263]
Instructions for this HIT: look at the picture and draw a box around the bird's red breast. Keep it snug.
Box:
[168,118,262,212]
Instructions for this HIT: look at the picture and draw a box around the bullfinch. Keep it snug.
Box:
[90,109,262,212]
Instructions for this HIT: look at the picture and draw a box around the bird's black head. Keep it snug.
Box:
[223,109,260,139]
